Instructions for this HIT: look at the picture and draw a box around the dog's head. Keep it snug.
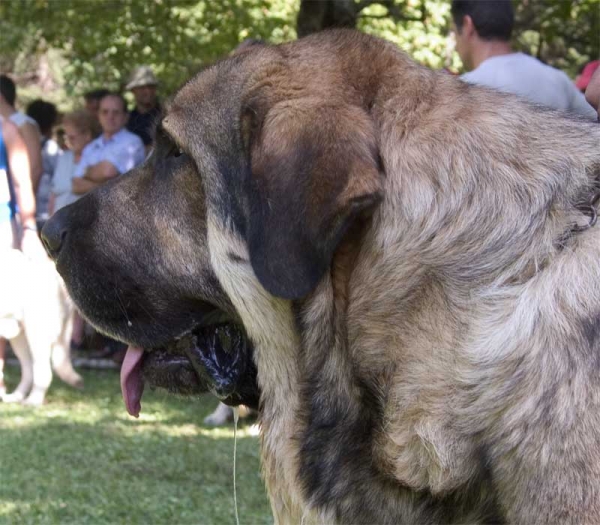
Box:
[42,31,385,416]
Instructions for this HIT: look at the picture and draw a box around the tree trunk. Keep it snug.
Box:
[297,0,359,38]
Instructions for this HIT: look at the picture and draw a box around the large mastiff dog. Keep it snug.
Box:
[43,31,600,523]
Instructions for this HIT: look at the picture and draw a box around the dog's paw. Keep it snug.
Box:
[22,396,46,407]
[68,374,84,390]
[1,391,25,403]
[203,402,233,426]
[22,387,47,407]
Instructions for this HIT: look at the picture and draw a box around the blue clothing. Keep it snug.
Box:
[74,128,144,179]
[0,121,12,223]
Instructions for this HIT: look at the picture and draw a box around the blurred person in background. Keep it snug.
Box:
[0,116,45,396]
[48,109,100,353]
[451,0,596,119]
[83,88,110,120]
[0,74,43,190]
[26,99,61,231]
[72,92,144,196]
[48,110,99,215]
[576,60,600,94]
[81,74,160,360]
[0,119,40,258]
[71,93,143,360]
[585,64,600,120]
[126,66,160,153]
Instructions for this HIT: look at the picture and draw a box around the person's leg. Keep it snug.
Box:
[70,311,85,348]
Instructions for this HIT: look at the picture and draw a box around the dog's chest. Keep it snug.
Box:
[347,280,481,495]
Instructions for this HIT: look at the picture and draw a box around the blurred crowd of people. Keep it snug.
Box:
[0,65,161,371]
[1,65,160,233]
[0,0,599,397]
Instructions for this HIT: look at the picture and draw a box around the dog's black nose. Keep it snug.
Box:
[41,209,69,259]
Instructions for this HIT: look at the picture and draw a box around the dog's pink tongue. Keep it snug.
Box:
[120,346,145,418]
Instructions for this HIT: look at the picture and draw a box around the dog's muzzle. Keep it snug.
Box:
[120,323,259,417]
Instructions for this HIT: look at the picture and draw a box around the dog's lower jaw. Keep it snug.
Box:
[120,322,260,417]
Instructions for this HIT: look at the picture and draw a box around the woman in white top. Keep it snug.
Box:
[48,109,99,351]
[48,110,99,215]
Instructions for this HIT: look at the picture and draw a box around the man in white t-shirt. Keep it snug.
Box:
[451,0,596,119]
[72,93,145,196]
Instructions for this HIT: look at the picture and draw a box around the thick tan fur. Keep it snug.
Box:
[47,29,600,523]
[160,31,600,523]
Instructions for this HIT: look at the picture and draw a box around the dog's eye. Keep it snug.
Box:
[167,144,184,158]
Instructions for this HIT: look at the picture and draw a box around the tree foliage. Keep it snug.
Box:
[0,0,298,106]
[297,0,598,74]
[0,0,597,110]
[513,0,599,75]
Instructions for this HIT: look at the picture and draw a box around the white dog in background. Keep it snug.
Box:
[0,249,83,405]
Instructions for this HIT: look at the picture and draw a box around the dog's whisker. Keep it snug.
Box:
[113,286,132,327]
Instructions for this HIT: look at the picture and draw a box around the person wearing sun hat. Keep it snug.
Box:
[125,66,161,152]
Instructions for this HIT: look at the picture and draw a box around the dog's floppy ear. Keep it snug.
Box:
[242,99,382,300]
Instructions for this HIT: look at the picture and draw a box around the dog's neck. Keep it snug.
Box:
[207,210,397,521]
[206,214,307,521]
[289,229,419,521]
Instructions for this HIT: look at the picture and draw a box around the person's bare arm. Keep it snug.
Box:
[3,119,36,230]
[72,176,102,195]
[18,121,43,192]
[83,160,118,182]
[3,119,45,257]
[585,67,600,119]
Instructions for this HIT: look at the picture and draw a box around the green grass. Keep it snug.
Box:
[0,367,272,525]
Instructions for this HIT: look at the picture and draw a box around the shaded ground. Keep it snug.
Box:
[0,367,272,524]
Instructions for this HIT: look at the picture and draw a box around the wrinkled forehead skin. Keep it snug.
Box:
[159,34,390,303]
[161,52,267,236]
[161,36,378,222]
[161,37,383,259]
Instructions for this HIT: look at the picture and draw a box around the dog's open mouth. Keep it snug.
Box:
[120,323,259,417]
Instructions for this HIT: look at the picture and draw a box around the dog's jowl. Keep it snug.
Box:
[43,30,600,524]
